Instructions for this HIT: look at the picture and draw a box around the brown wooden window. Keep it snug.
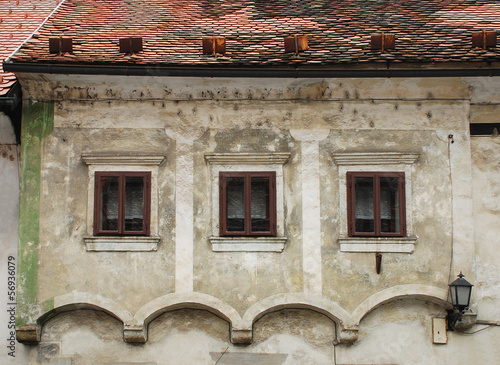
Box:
[219,171,276,237]
[94,171,151,236]
[347,172,406,237]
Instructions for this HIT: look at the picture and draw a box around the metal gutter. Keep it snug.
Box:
[0,97,18,107]
[0,82,22,144]
[4,62,500,78]
[0,82,21,108]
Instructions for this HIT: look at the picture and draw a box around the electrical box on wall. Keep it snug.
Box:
[432,317,447,344]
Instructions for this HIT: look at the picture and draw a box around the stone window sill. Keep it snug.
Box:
[209,237,287,252]
[339,236,417,253]
[84,236,161,252]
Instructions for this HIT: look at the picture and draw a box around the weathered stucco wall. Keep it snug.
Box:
[0,113,18,248]
[12,73,500,364]
[38,126,176,313]
[338,299,500,365]
[0,112,30,363]
[35,308,335,365]
[471,137,500,319]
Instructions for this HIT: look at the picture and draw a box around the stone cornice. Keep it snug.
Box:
[81,154,165,166]
[332,152,420,166]
[205,152,290,165]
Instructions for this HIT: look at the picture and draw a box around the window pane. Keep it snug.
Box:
[100,176,119,231]
[251,177,270,232]
[354,177,374,233]
[124,176,144,232]
[226,177,245,232]
[380,177,400,233]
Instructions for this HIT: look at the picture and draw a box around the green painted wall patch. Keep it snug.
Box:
[17,100,54,327]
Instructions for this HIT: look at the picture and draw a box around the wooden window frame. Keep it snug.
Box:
[93,171,151,236]
[219,171,277,237]
[347,171,406,237]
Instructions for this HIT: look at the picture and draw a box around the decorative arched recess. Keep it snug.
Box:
[351,284,449,325]
[16,292,133,343]
[242,293,357,344]
[18,286,449,345]
[129,292,244,343]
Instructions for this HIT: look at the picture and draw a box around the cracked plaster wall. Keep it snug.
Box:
[338,299,500,365]
[26,75,467,312]
[12,74,500,363]
[471,137,500,320]
[0,112,31,363]
[35,308,335,365]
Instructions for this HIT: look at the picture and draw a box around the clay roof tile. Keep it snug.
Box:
[4,0,500,69]
[0,0,59,93]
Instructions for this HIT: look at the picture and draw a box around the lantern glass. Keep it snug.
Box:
[448,272,473,311]
[456,285,471,308]
[449,286,457,307]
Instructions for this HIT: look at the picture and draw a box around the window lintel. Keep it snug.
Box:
[82,154,165,166]
[332,152,419,166]
[205,152,290,165]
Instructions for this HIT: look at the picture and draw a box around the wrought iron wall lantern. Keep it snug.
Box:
[447,272,473,331]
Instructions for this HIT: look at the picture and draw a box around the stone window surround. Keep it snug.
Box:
[82,154,165,252]
[205,152,290,252]
[332,152,419,254]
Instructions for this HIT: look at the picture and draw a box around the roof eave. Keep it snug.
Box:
[4,61,500,78]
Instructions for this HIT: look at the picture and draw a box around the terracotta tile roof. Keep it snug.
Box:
[0,0,60,95]
[6,0,500,68]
